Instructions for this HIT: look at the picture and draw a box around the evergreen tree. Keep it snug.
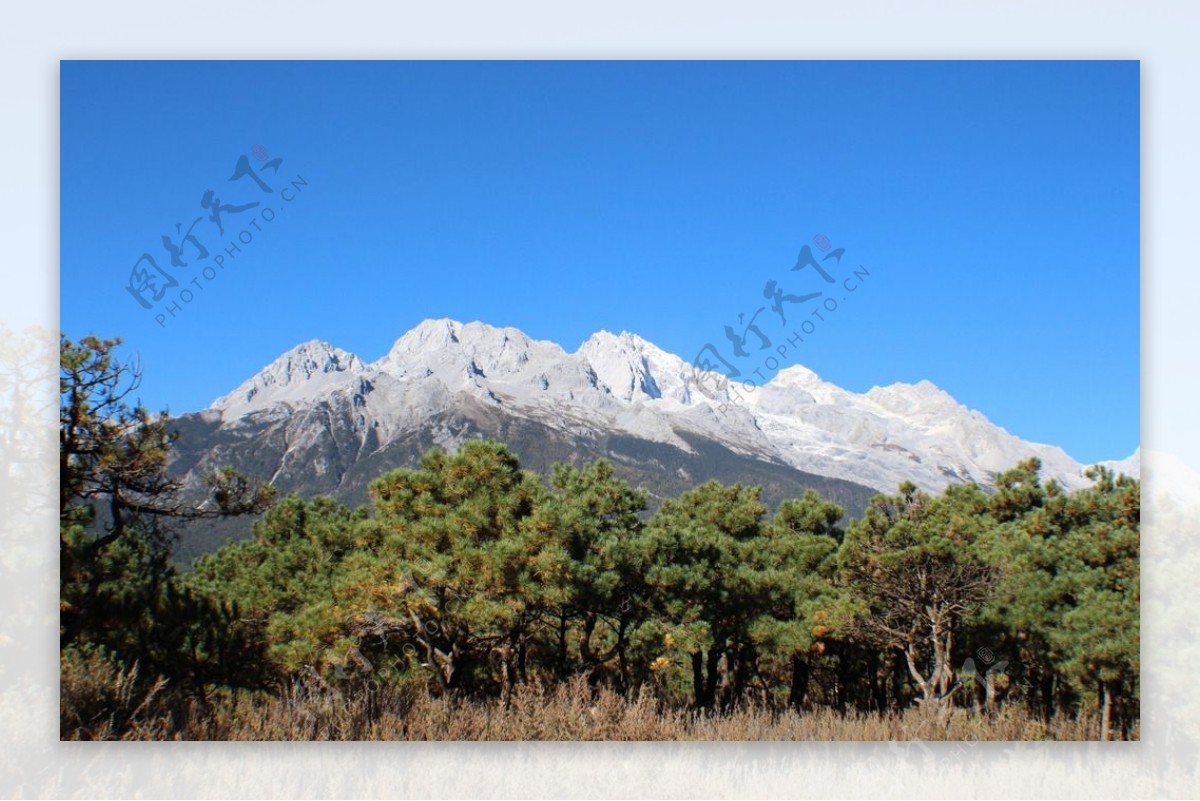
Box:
[990,463,1140,737]
[60,334,274,701]
[751,490,847,710]
[364,440,558,702]
[536,460,649,688]
[639,481,769,709]
[840,481,998,711]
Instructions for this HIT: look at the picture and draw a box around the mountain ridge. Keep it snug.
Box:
[198,318,1124,496]
[165,317,1138,563]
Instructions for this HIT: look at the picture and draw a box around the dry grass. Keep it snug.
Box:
[63,653,1133,741]
[59,646,174,740]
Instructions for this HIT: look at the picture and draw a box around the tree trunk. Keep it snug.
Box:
[834,646,850,713]
[1100,680,1113,741]
[500,656,512,708]
[868,650,886,712]
[499,638,517,708]
[892,649,907,711]
[691,651,705,709]
[733,644,754,707]
[928,617,954,700]
[789,655,810,712]
[578,614,595,664]
[517,637,528,685]
[557,609,569,680]
[704,648,721,709]
[904,642,936,707]
[616,617,629,695]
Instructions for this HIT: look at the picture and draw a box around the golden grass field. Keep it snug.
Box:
[61,650,1126,742]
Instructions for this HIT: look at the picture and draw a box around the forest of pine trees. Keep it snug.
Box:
[60,335,1140,740]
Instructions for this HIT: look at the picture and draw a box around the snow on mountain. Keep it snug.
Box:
[578,331,698,406]
[1099,447,1141,479]
[381,319,567,383]
[205,319,1120,494]
[211,340,366,419]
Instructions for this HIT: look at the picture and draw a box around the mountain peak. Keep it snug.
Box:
[577,329,700,404]
[211,339,365,417]
[383,319,550,356]
[376,319,568,390]
[865,379,959,413]
[385,318,465,354]
[772,363,824,385]
[581,329,653,349]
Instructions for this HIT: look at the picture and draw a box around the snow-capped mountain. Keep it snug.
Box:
[199,318,1100,491]
[212,339,366,419]
[1100,447,1142,480]
[167,318,1130,559]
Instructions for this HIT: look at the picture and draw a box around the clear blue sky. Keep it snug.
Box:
[61,60,1139,465]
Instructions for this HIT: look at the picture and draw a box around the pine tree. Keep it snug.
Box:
[536,460,649,688]
[751,490,847,710]
[60,334,274,702]
[639,480,769,709]
[840,481,998,711]
[365,440,557,702]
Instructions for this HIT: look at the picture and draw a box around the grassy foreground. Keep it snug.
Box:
[61,651,1127,742]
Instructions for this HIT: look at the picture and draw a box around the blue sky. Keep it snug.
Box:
[60,60,1139,465]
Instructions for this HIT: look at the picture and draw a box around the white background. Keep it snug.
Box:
[2,1,1195,797]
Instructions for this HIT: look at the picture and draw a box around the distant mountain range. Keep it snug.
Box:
[166,319,1137,561]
